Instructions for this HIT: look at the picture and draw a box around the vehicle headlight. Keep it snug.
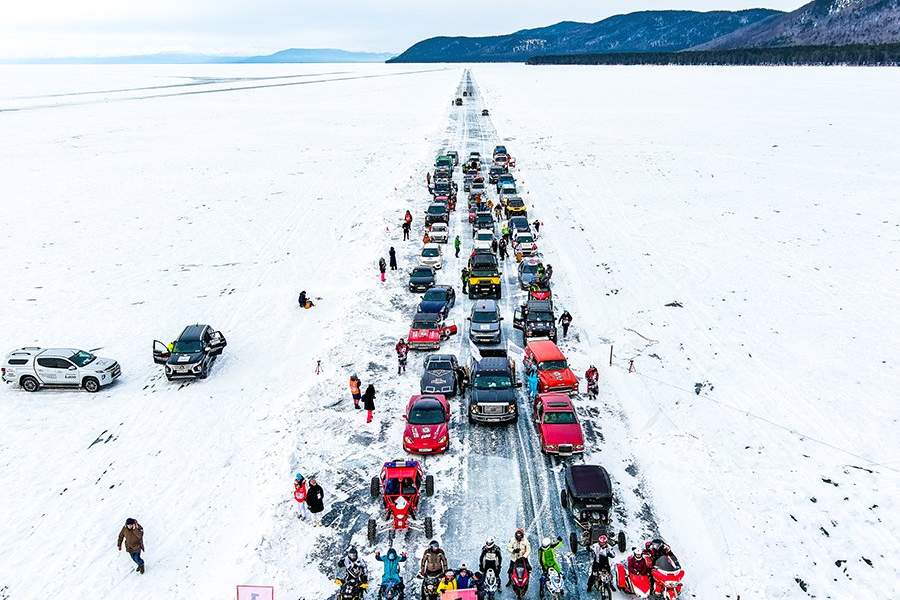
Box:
[192,363,202,373]
[507,405,516,413]
[404,436,414,444]
[545,444,558,451]
[165,366,173,374]
[424,386,435,392]
[471,405,479,413]
[437,436,447,444]
[575,444,585,449]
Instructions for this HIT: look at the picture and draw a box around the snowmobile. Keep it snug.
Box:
[589,560,614,600]
[481,568,500,600]
[379,579,404,600]
[542,569,564,600]
[510,558,531,599]
[335,570,368,600]
[420,574,440,600]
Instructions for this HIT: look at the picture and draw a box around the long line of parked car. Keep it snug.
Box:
[389,90,685,599]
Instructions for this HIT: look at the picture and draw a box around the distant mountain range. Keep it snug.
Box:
[1,48,395,65]
[388,10,782,62]
[693,0,900,49]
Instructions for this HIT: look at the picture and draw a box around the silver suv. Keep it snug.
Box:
[468,300,502,345]
[2,347,121,393]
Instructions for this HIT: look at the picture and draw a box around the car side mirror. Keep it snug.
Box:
[68,366,76,371]
[204,346,211,353]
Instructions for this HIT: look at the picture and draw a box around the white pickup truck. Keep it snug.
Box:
[2,347,121,392]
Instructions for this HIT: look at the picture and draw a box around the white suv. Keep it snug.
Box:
[2,347,121,393]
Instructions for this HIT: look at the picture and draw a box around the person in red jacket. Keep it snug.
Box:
[294,473,309,519]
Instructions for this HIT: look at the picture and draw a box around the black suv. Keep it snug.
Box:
[513,299,557,342]
[425,203,450,226]
[468,349,520,424]
[153,324,227,380]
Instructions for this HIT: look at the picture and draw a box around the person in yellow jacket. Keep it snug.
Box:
[436,570,458,592]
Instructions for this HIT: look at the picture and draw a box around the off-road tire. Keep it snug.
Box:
[370,477,380,498]
[425,475,434,497]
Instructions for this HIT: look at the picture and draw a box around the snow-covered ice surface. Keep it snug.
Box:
[0,63,898,600]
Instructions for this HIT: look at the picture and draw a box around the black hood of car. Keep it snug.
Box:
[421,370,456,388]
[471,388,516,404]
[166,351,203,366]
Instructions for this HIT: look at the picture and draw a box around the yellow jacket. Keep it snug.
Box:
[436,578,457,592]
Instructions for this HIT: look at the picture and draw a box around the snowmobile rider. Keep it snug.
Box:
[337,546,369,588]
[506,528,531,586]
[375,547,407,595]
[479,536,502,578]
[456,564,475,589]
[298,290,314,308]
[436,569,458,592]
[585,365,599,386]
[420,540,448,578]
[538,536,564,575]
[627,547,651,578]
[586,535,616,592]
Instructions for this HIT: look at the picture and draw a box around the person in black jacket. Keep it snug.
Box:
[480,537,503,578]
[306,476,325,524]
[363,384,376,423]
[559,310,573,338]
[379,258,387,282]
[389,247,398,271]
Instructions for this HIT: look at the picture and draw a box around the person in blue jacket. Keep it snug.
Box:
[527,369,539,400]
[376,547,408,597]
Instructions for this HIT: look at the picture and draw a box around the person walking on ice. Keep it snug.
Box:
[117,517,145,574]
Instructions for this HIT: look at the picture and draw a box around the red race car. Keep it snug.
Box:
[523,340,579,394]
[403,395,451,454]
[533,393,585,456]
[408,312,458,350]
[367,460,434,543]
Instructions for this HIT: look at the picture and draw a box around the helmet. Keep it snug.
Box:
[598,534,609,546]
[347,546,358,560]
[485,536,495,546]
[632,548,641,558]
[460,563,468,571]
[294,472,304,481]
[125,518,137,526]
[541,537,551,547]
[515,528,524,540]
[445,570,455,578]
[429,540,440,550]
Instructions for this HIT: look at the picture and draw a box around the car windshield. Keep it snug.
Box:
[473,374,512,389]
[428,360,454,371]
[476,233,492,241]
[517,236,534,244]
[422,289,447,302]
[509,199,524,206]
[522,264,539,274]
[412,320,438,330]
[174,339,203,354]
[544,411,577,425]
[409,404,446,425]
[529,311,554,322]
[69,350,96,367]
[422,248,439,257]
[539,359,568,370]
[428,205,446,214]
[472,310,498,323]
[473,182,485,188]
[412,268,433,278]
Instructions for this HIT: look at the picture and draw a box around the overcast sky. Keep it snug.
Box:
[1,0,802,58]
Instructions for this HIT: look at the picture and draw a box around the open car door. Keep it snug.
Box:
[441,324,458,340]
[209,330,227,355]
[513,307,524,331]
[152,340,170,365]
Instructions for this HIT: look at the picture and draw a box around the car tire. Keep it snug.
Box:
[424,516,434,538]
[370,476,380,499]
[560,489,569,509]
[570,531,579,554]
[20,376,39,392]
[425,475,434,497]
[618,530,626,553]
[199,363,209,379]
[367,519,377,544]
[82,377,100,393]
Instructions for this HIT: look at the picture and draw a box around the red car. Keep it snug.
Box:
[408,312,458,350]
[403,394,451,454]
[533,393,585,456]
[523,340,579,393]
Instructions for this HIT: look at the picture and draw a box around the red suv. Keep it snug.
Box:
[523,340,578,393]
